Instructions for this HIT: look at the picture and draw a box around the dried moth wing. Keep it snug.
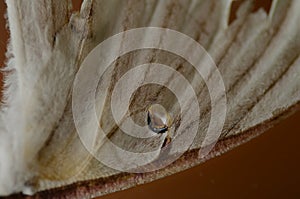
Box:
[0,0,299,198]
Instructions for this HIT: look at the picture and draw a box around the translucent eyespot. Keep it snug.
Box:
[147,104,171,134]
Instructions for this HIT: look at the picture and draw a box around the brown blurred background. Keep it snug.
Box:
[0,1,299,199]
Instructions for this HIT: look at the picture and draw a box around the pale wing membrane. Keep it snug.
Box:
[1,0,299,197]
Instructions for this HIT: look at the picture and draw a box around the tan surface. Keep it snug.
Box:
[0,1,299,198]
[100,111,300,199]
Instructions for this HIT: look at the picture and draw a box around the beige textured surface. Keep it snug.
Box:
[0,0,299,197]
